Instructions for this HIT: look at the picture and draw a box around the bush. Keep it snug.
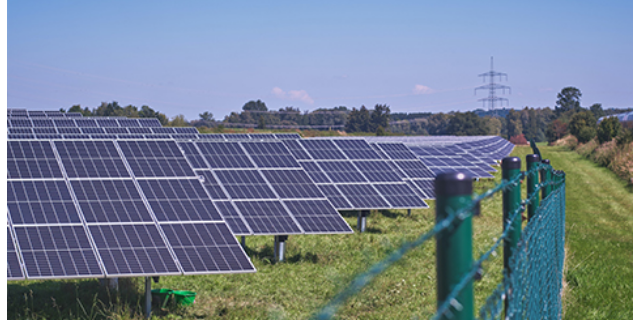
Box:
[616,127,633,145]
[546,119,568,142]
[553,134,578,149]
[609,142,633,184]
[575,139,598,158]
[597,117,622,143]
[592,140,617,167]
[509,133,528,145]
[577,126,596,143]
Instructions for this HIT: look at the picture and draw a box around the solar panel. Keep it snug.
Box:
[117,119,141,127]
[196,142,254,168]
[105,127,129,134]
[174,127,199,134]
[57,127,82,134]
[283,200,352,233]
[96,119,120,127]
[336,185,390,209]
[178,142,209,169]
[138,179,223,222]
[8,180,81,224]
[261,170,326,199]
[81,127,106,134]
[55,141,130,178]
[195,170,228,200]
[241,141,299,168]
[31,119,55,127]
[118,140,196,177]
[160,222,255,274]
[375,143,418,160]
[89,224,180,276]
[35,134,63,139]
[233,201,302,235]
[33,127,57,134]
[317,185,353,209]
[138,118,163,127]
[75,119,98,127]
[213,201,252,235]
[8,141,63,179]
[72,180,153,223]
[373,184,428,208]
[299,140,346,159]
[411,179,435,199]
[9,128,32,134]
[7,226,25,280]
[299,162,331,183]
[213,170,276,199]
[333,139,382,160]
[10,119,33,127]
[281,140,312,160]
[197,134,226,140]
[7,134,34,140]
[274,133,302,139]
[353,161,403,182]
[316,161,367,183]
[128,127,152,134]
[151,127,176,134]
[248,133,276,140]
[14,225,104,279]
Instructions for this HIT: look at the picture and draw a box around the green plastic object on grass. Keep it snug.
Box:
[173,290,197,306]
[151,288,174,308]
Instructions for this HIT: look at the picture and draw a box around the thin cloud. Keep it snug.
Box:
[413,84,435,95]
[272,87,314,104]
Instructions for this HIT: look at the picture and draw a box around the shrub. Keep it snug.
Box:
[597,117,622,143]
[569,111,597,139]
[592,140,617,167]
[576,126,596,143]
[616,127,633,145]
[575,139,598,158]
[609,142,633,184]
[553,134,578,149]
[509,133,528,145]
[546,119,568,142]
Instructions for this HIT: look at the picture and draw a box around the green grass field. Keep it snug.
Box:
[7,145,632,319]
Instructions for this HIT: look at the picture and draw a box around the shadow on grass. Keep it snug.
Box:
[377,209,404,219]
[8,278,147,319]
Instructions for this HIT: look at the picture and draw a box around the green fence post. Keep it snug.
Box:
[501,157,522,314]
[435,172,473,320]
[540,159,551,199]
[526,154,540,221]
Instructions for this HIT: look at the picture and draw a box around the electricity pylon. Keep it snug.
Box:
[475,57,510,116]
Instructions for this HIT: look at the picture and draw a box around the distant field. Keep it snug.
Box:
[7,145,631,319]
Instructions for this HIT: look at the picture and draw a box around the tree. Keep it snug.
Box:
[242,100,268,112]
[446,112,490,136]
[589,103,605,119]
[546,119,568,142]
[556,87,582,115]
[505,109,523,138]
[257,116,266,129]
[597,117,622,143]
[199,111,214,121]
[345,106,371,133]
[168,114,189,127]
[569,111,596,143]
[370,104,391,131]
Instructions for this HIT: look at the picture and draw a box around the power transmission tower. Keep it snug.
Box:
[475,57,510,117]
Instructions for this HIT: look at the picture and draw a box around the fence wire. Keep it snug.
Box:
[313,164,566,320]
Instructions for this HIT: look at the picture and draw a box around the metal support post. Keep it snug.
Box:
[274,235,288,262]
[435,172,474,320]
[540,159,551,199]
[109,278,119,291]
[357,210,369,233]
[145,277,152,318]
[526,154,540,221]
[502,157,522,314]
[241,236,246,250]
[407,209,411,217]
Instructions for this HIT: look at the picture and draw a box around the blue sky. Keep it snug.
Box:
[8,1,632,120]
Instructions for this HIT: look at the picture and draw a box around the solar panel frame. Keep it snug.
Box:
[7,225,25,280]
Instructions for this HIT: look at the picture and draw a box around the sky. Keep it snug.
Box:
[7,1,633,121]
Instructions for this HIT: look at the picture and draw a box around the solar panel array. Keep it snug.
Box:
[7,139,255,280]
[282,139,429,209]
[177,140,353,235]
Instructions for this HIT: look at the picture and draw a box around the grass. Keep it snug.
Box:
[7,145,632,319]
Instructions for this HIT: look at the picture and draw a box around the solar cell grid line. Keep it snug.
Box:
[392,160,436,179]
[151,127,176,134]
[8,140,64,179]
[128,127,152,134]
[9,128,33,134]
[53,119,78,128]
[81,127,106,134]
[317,185,354,209]
[372,142,417,160]
[160,222,255,274]
[282,200,353,234]
[117,140,196,177]
[173,127,199,134]
[33,127,58,134]
[56,127,82,134]
[75,119,99,127]
[7,223,26,280]
[105,127,129,134]
[196,141,255,169]
[8,180,82,224]
[95,119,120,127]
[233,200,303,235]
[8,134,34,140]
[55,140,130,178]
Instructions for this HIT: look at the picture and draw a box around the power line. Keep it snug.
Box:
[475,57,510,116]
